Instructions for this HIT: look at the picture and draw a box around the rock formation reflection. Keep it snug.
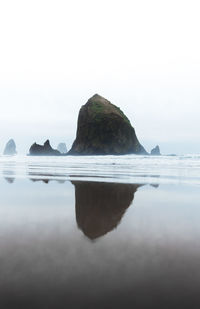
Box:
[30,178,66,184]
[72,181,142,240]
[4,175,15,183]
[30,178,51,184]
[3,170,15,184]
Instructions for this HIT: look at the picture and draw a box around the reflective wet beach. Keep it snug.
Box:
[0,155,200,308]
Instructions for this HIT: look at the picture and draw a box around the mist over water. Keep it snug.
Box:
[0,155,200,308]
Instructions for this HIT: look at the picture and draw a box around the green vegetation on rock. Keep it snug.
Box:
[90,101,104,114]
[88,95,131,125]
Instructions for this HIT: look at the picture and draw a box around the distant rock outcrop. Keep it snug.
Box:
[3,139,17,155]
[57,143,67,154]
[29,140,61,156]
[68,94,148,155]
[151,145,161,155]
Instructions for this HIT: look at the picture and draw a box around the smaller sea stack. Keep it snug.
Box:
[151,145,161,155]
[3,139,17,155]
[57,143,67,154]
[29,140,61,156]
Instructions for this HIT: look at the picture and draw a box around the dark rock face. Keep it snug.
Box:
[3,139,17,155]
[57,143,67,154]
[29,140,61,156]
[68,94,147,155]
[72,181,141,240]
[151,145,161,155]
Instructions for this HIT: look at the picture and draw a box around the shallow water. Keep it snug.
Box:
[0,155,200,308]
[1,154,200,184]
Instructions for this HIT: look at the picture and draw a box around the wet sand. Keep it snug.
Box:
[0,176,200,308]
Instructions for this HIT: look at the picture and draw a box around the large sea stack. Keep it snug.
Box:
[3,139,17,155]
[29,140,61,156]
[68,94,147,155]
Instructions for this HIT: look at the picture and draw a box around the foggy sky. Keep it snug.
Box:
[0,0,200,154]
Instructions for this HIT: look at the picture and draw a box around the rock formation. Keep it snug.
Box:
[57,143,67,154]
[3,139,17,155]
[68,94,147,155]
[29,140,61,156]
[72,181,141,240]
[151,145,161,155]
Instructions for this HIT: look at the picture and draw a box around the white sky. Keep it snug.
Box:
[0,0,200,154]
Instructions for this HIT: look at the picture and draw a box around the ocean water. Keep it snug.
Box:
[0,155,200,308]
[1,154,200,184]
